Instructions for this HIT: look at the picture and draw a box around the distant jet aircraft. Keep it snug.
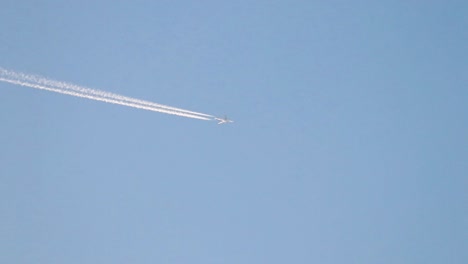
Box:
[215,116,234,125]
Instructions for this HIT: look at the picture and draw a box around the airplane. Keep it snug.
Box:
[214,116,234,125]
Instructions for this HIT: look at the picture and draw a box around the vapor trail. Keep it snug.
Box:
[0,68,213,118]
[0,68,213,121]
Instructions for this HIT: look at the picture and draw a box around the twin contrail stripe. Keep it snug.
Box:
[0,68,213,121]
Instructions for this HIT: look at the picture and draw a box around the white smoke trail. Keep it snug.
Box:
[0,68,213,118]
[0,68,213,121]
[0,77,211,120]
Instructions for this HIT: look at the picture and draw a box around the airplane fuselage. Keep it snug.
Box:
[215,116,234,125]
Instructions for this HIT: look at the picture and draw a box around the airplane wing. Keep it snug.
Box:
[214,116,232,124]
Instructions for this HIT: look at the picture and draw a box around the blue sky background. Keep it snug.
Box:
[1,1,467,263]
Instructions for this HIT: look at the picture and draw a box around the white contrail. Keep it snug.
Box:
[0,77,212,120]
[0,68,213,121]
[0,68,213,118]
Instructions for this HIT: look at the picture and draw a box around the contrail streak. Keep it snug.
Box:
[0,77,211,120]
[1,69,213,118]
[0,68,213,121]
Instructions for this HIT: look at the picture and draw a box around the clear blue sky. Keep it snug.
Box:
[1,1,467,263]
